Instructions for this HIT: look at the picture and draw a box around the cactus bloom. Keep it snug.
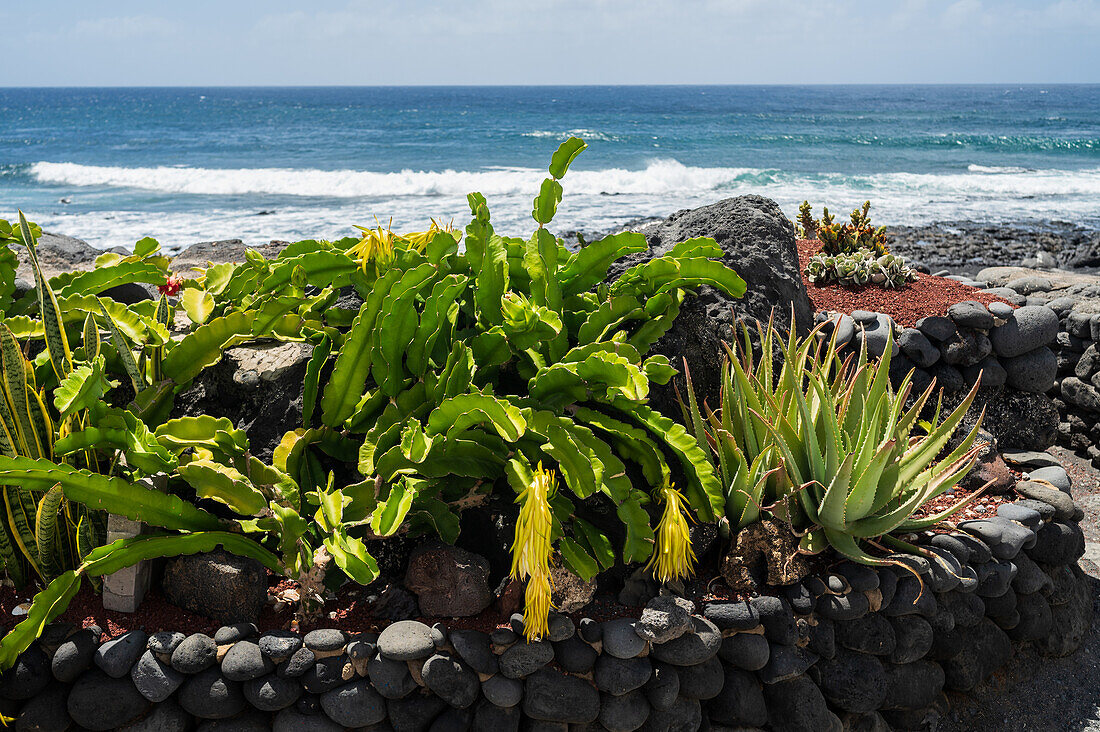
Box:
[158,274,182,296]
[350,221,398,271]
[647,483,696,583]
[510,462,556,641]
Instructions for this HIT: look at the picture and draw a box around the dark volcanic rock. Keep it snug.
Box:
[404,541,492,617]
[616,195,814,418]
[523,668,600,724]
[763,673,843,732]
[173,340,313,462]
[162,549,268,625]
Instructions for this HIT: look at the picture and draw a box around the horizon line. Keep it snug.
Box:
[3,82,1100,90]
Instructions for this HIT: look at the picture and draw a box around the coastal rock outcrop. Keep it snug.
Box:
[613,195,814,417]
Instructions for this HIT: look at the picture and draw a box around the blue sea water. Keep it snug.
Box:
[1,85,1098,251]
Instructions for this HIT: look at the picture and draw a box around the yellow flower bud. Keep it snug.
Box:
[510,462,556,641]
[647,483,696,584]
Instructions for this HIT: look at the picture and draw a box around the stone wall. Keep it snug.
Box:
[1,485,1090,732]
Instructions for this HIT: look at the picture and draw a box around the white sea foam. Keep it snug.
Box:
[521,128,618,142]
[24,160,1100,251]
[28,159,758,198]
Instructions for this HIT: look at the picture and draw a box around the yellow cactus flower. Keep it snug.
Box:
[349,219,398,271]
[510,462,556,641]
[402,218,462,251]
[647,483,697,583]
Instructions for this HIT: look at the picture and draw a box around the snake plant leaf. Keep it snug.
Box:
[4,479,42,576]
[19,213,71,383]
[0,511,26,588]
[559,232,648,298]
[548,136,587,180]
[81,314,100,360]
[53,357,112,421]
[0,455,221,532]
[96,299,144,393]
[0,323,46,459]
[34,483,64,580]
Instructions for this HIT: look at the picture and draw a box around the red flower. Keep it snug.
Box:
[159,274,182,296]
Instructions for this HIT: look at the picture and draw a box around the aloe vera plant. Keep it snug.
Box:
[683,319,986,567]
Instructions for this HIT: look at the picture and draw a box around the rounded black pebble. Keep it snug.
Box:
[131,649,186,702]
[94,629,147,679]
[0,645,51,700]
[319,679,388,728]
[303,629,347,653]
[51,627,100,683]
[13,681,71,731]
[718,633,770,671]
[243,674,303,712]
[171,633,218,674]
[67,669,151,730]
[178,668,247,720]
[213,623,257,645]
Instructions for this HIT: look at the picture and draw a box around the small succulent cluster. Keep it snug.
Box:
[798,200,890,257]
[805,248,918,289]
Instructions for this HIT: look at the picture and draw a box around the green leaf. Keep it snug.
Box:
[558,537,599,582]
[371,477,420,536]
[426,394,526,443]
[34,484,64,580]
[177,460,269,516]
[181,288,215,325]
[559,232,648,297]
[53,357,111,420]
[548,136,588,179]
[302,335,331,427]
[532,178,563,226]
[0,456,221,532]
[97,299,144,393]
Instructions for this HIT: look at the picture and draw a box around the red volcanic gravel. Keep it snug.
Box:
[910,486,1011,526]
[797,240,1012,327]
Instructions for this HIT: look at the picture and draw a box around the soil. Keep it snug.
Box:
[797,239,1012,327]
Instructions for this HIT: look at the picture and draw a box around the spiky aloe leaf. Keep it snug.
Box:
[0,456,221,532]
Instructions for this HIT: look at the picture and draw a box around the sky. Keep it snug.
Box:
[3,0,1100,85]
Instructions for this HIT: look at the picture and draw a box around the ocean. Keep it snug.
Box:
[1,85,1098,252]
